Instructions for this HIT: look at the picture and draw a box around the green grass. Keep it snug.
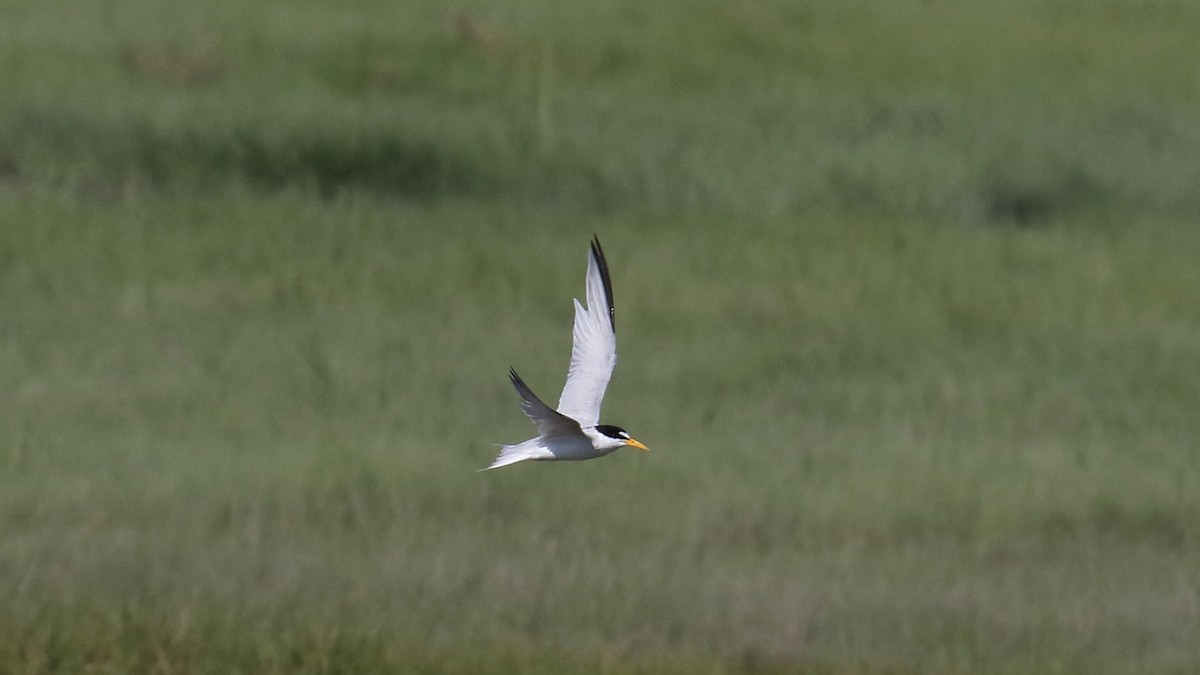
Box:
[2,0,1200,672]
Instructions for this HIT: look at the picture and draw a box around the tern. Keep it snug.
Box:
[483,236,649,471]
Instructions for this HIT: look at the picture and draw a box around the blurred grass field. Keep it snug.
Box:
[2,0,1200,672]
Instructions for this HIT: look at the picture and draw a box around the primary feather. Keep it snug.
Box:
[508,368,580,438]
[555,237,617,427]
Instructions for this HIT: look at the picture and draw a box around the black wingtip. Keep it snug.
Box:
[589,235,616,332]
[507,366,553,411]
[508,367,531,393]
[508,367,525,395]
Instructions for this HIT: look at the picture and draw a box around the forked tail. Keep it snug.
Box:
[480,440,546,471]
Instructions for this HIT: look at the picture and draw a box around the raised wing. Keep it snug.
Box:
[556,236,617,427]
[509,368,581,438]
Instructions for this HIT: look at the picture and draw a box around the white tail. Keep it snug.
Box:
[480,440,548,471]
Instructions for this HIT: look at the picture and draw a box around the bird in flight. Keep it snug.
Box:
[483,236,649,471]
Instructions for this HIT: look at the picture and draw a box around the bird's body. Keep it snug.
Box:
[483,237,648,471]
[484,429,615,470]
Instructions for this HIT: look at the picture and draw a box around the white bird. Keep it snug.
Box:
[483,236,649,471]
